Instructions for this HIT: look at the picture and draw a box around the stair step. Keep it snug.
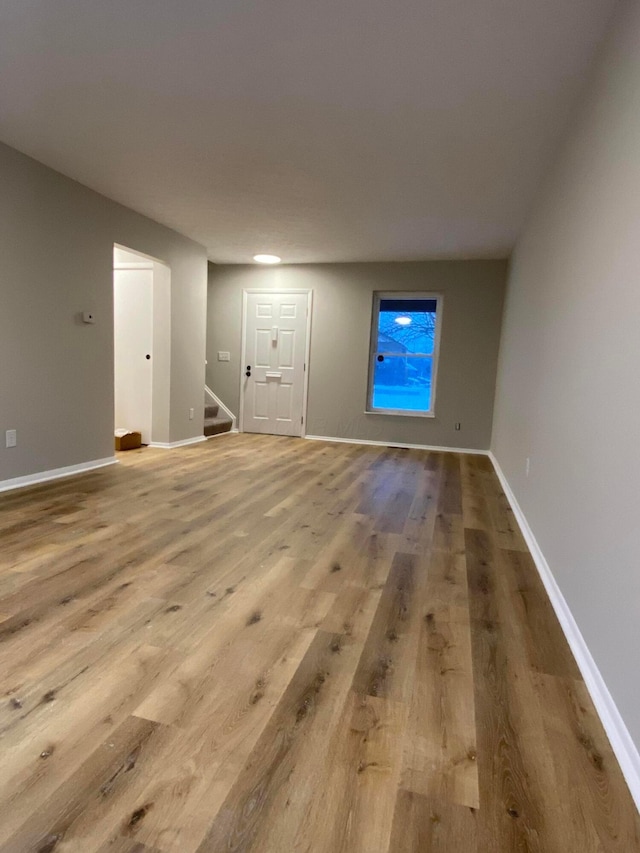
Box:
[204,403,219,418]
[204,416,232,437]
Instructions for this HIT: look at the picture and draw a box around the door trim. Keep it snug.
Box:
[239,289,313,437]
[113,244,171,446]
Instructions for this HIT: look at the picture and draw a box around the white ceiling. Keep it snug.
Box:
[0,0,616,263]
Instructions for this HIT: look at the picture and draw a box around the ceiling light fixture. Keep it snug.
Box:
[253,254,281,264]
[395,316,412,326]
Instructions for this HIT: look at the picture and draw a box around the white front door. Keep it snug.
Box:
[241,290,311,437]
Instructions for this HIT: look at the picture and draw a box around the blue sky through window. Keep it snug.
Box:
[370,298,438,413]
[377,305,436,355]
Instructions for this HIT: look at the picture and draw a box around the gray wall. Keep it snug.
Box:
[0,142,207,482]
[208,261,506,449]
[492,0,640,746]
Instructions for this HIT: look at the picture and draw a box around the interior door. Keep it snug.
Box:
[242,291,310,436]
[114,269,153,444]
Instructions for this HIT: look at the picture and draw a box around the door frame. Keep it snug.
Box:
[113,243,171,446]
[239,288,313,437]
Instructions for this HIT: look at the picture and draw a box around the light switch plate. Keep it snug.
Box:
[6,429,17,448]
[217,351,230,362]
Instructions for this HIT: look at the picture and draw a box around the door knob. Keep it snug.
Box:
[245,365,251,377]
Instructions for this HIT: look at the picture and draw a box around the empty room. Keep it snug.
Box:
[1,0,639,850]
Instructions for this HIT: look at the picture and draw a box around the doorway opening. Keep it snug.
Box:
[113,245,171,446]
[239,289,312,437]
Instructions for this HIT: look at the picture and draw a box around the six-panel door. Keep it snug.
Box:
[242,291,309,436]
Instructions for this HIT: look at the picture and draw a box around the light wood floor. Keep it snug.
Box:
[0,435,638,852]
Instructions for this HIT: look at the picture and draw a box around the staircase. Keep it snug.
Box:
[204,396,233,437]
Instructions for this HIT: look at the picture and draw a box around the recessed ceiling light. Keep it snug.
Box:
[395,316,412,326]
[253,254,281,264]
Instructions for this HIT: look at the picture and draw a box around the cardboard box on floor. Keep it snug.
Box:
[115,432,142,451]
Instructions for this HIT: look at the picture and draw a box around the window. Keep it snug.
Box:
[367,292,442,416]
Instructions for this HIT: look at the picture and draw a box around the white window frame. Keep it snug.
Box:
[366,291,443,418]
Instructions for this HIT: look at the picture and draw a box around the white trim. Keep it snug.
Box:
[305,434,487,455]
[239,289,313,437]
[205,385,237,430]
[364,409,436,419]
[113,244,173,450]
[239,290,246,432]
[148,436,207,449]
[0,457,117,494]
[301,290,313,439]
[489,451,640,812]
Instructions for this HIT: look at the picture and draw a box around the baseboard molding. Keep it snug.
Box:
[205,385,237,430]
[0,457,117,494]
[148,436,207,449]
[489,451,640,812]
[305,434,488,455]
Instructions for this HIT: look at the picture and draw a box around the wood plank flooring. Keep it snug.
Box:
[0,434,638,852]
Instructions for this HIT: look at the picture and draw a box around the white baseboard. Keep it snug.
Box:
[148,436,207,449]
[0,457,117,494]
[205,385,237,430]
[305,434,488,455]
[489,451,640,812]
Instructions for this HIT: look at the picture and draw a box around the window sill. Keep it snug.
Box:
[365,409,436,419]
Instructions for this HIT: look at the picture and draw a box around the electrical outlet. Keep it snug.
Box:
[6,429,17,448]
[189,408,194,420]
[525,457,530,477]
